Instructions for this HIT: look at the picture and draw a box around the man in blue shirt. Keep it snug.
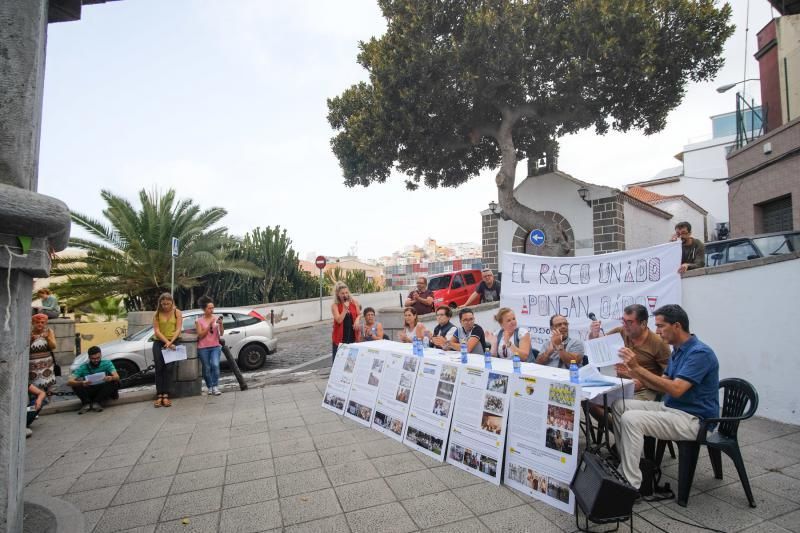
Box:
[611,304,719,490]
[67,346,120,414]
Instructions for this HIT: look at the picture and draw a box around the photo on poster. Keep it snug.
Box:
[343,352,357,373]
[368,371,380,387]
[487,372,508,394]
[406,425,444,455]
[483,393,504,416]
[448,444,498,478]
[548,382,576,407]
[547,477,571,504]
[440,365,458,383]
[432,398,451,417]
[402,356,418,372]
[374,410,404,436]
[546,405,575,431]
[545,427,574,455]
[399,373,413,388]
[347,400,372,422]
[507,463,548,495]
[481,412,503,435]
[395,386,411,404]
[323,392,345,410]
[371,358,384,372]
[436,381,454,400]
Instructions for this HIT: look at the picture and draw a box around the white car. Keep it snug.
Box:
[70,308,278,382]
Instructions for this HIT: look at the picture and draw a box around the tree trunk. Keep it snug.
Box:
[495,115,572,257]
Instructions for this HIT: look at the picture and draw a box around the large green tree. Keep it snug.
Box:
[51,189,258,310]
[328,0,734,255]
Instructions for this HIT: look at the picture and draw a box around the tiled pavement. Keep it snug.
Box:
[24,376,800,532]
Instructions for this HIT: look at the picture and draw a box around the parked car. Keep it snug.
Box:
[427,269,483,309]
[70,308,278,382]
[705,231,800,267]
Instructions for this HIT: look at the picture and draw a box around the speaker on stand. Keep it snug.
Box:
[570,451,638,532]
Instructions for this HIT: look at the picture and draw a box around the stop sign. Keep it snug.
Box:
[315,255,327,270]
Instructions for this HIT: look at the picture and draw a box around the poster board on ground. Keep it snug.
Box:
[321,344,358,415]
[403,355,461,461]
[504,375,581,513]
[371,351,420,441]
[343,347,387,427]
[445,366,511,485]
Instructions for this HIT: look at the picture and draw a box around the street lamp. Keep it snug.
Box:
[716,78,760,93]
[488,201,498,214]
[577,187,591,207]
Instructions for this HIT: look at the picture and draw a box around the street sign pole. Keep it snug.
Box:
[171,237,179,296]
[315,255,327,321]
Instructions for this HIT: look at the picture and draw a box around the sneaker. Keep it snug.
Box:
[212,387,222,396]
[25,428,32,438]
[78,404,91,415]
[92,402,104,413]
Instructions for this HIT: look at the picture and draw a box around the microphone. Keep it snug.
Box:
[588,312,597,321]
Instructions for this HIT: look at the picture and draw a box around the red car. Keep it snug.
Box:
[428,269,482,309]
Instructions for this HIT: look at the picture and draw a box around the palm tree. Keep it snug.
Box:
[50,189,259,310]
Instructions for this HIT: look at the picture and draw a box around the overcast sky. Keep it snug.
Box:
[39,0,776,260]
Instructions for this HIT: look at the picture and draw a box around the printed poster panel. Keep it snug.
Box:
[504,376,581,513]
[343,348,387,427]
[371,351,420,441]
[321,344,358,415]
[403,356,461,461]
[500,243,681,351]
[446,367,512,485]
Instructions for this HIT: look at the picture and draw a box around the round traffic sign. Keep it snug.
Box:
[315,255,327,269]
[529,229,546,247]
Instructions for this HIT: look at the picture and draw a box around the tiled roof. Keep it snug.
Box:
[626,186,671,203]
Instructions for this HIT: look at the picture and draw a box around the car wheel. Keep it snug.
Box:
[114,359,140,384]
[238,343,267,371]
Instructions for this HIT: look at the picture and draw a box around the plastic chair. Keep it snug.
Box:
[658,378,759,508]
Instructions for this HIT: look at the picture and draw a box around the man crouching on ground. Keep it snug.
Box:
[612,304,719,491]
[68,346,120,414]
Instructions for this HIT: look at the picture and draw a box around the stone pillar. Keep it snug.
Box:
[126,311,153,336]
[481,212,499,273]
[173,334,202,397]
[592,195,626,254]
[0,3,71,531]
[48,317,76,368]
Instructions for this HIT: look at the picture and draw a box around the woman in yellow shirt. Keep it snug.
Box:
[152,293,183,407]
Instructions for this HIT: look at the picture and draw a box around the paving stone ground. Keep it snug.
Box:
[25,374,800,532]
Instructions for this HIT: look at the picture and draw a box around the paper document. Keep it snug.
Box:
[584,333,625,368]
[162,345,188,364]
[578,365,617,387]
[86,372,106,385]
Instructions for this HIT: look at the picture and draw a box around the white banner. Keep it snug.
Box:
[500,243,682,351]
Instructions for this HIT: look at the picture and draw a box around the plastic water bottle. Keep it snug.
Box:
[512,355,521,374]
[460,341,468,364]
[484,350,492,369]
[371,325,377,339]
[569,360,580,384]
[414,337,423,357]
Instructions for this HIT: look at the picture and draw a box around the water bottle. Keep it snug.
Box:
[569,360,580,384]
[414,336,422,356]
[371,325,377,339]
[460,340,468,364]
[512,355,521,374]
[484,350,492,369]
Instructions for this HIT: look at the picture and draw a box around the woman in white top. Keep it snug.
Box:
[485,307,534,361]
[398,307,425,343]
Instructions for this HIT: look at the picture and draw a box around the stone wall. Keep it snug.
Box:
[592,195,626,254]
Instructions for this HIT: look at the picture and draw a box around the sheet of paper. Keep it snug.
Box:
[403,355,462,462]
[162,345,188,364]
[371,351,420,441]
[86,372,106,385]
[504,375,581,513]
[584,333,625,367]
[445,366,511,485]
[322,344,358,415]
[344,348,387,427]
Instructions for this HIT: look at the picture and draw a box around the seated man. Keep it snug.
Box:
[68,346,120,414]
[449,308,486,354]
[405,277,435,316]
[535,314,585,368]
[33,288,60,318]
[589,304,670,401]
[464,268,501,307]
[428,306,457,350]
[612,304,719,491]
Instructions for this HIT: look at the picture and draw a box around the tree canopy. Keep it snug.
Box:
[328,0,734,254]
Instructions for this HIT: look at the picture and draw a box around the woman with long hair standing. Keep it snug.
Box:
[196,296,224,396]
[331,282,360,360]
[152,293,183,407]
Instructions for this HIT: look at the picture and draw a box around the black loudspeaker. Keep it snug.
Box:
[570,452,638,521]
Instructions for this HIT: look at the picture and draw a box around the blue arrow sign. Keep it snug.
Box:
[529,229,545,247]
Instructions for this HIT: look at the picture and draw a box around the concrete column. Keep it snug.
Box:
[173,334,202,397]
[49,318,76,368]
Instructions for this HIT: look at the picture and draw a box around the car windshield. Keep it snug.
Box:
[428,275,452,291]
[753,235,792,256]
[126,327,153,341]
